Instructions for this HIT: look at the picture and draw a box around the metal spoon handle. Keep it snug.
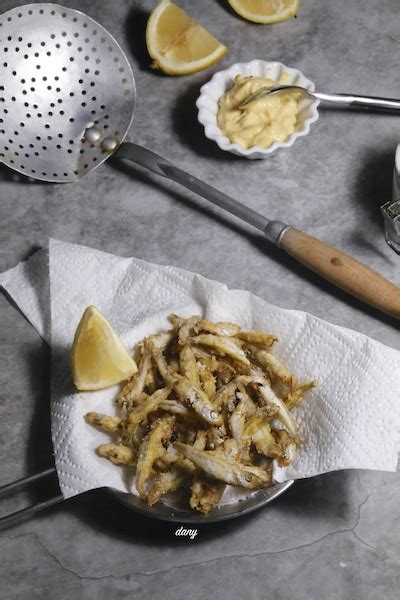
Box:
[314,92,400,111]
[242,86,400,113]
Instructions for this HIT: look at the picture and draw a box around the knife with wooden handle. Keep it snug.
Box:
[116,143,400,319]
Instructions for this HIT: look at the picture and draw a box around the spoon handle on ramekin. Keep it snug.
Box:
[116,142,400,320]
[242,86,400,112]
[315,92,400,112]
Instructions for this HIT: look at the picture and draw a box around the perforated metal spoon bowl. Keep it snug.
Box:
[0,3,136,181]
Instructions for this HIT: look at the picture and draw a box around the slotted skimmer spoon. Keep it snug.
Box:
[1,3,400,324]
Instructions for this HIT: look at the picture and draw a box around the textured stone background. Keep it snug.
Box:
[1,1,399,598]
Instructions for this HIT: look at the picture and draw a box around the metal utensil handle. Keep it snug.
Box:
[315,92,400,111]
[0,466,56,499]
[0,466,64,530]
[116,143,400,319]
[162,164,271,231]
[166,160,400,317]
[115,143,289,245]
[0,495,64,530]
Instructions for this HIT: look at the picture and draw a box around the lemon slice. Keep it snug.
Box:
[71,306,137,391]
[146,0,227,75]
[227,0,299,24]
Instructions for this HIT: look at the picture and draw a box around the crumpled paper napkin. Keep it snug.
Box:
[1,238,400,500]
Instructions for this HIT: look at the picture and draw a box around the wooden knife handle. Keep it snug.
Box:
[279,227,400,319]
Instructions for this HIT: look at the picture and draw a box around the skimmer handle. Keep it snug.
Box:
[278,227,400,318]
[116,143,400,319]
[0,467,63,530]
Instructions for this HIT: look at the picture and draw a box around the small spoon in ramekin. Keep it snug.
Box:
[240,84,400,112]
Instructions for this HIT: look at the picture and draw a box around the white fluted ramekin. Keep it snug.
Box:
[196,59,319,159]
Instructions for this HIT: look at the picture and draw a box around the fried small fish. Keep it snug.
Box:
[190,334,250,366]
[207,424,227,449]
[197,362,216,400]
[136,416,175,498]
[194,319,241,337]
[179,344,200,387]
[190,477,226,514]
[147,469,187,506]
[244,415,276,458]
[174,376,223,426]
[97,443,136,466]
[251,371,297,437]
[83,313,315,514]
[127,386,173,428]
[192,348,220,372]
[214,376,252,410]
[117,350,152,409]
[146,337,177,386]
[148,423,208,505]
[228,399,246,448]
[85,412,122,434]
[174,443,271,489]
[250,348,294,387]
[237,331,277,347]
[272,430,298,466]
[285,381,315,410]
[170,314,201,345]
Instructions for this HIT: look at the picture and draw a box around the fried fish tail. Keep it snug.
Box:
[244,415,276,458]
[170,315,201,345]
[127,386,173,428]
[284,380,315,410]
[117,350,152,409]
[271,430,298,466]
[147,469,187,506]
[198,363,216,400]
[237,331,278,347]
[190,477,226,514]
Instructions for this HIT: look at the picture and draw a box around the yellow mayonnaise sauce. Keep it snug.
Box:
[217,74,301,149]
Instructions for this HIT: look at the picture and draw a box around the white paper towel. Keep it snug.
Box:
[1,238,400,500]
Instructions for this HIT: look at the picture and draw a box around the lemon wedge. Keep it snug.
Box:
[71,305,137,391]
[227,0,299,24]
[146,0,227,75]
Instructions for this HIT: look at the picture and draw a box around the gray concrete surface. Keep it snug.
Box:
[1,1,399,598]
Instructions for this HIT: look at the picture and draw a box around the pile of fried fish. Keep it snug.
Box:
[85,315,315,513]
